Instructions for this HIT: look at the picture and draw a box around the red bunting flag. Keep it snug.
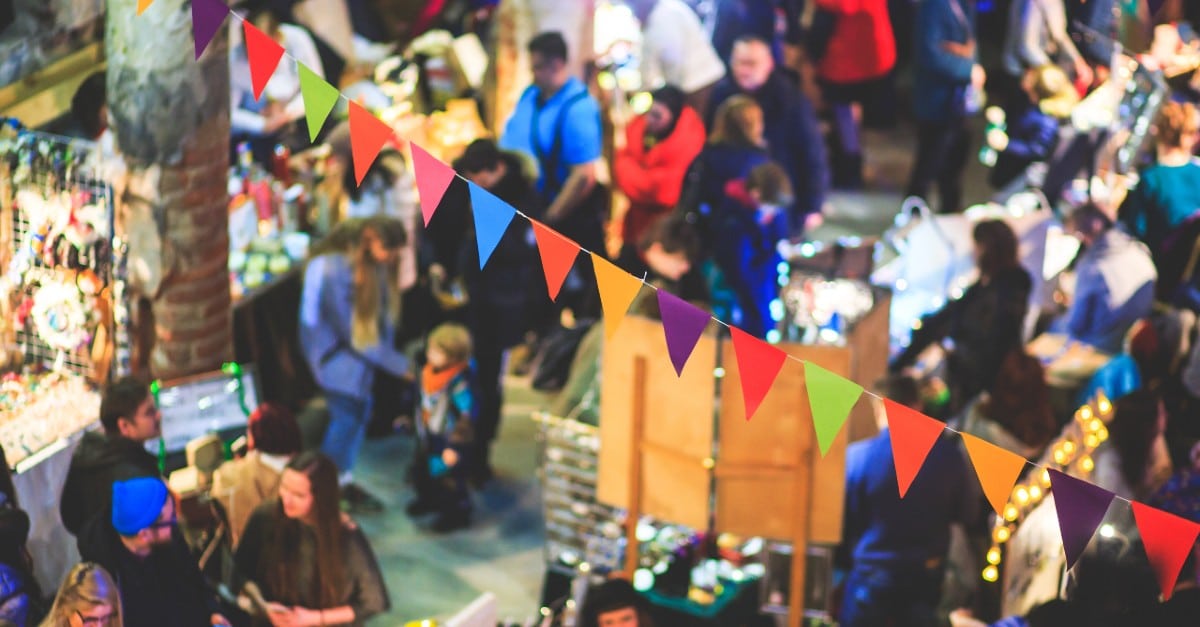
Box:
[243,21,285,101]
[1049,469,1116,570]
[729,327,786,421]
[657,291,712,376]
[884,400,946,498]
[961,433,1027,518]
[410,143,457,225]
[347,102,394,186]
[531,221,579,301]
[1131,501,1200,600]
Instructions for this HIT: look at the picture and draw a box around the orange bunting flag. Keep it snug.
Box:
[961,433,1027,517]
[884,400,946,498]
[243,21,285,101]
[803,362,863,457]
[137,0,154,15]
[410,143,457,225]
[1132,502,1200,600]
[729,327,786,421]
[592,254,643,340]
[531,221,579,301]
[347,102,394,187]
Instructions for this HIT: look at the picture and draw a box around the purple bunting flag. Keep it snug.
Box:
[1049,469,1116,569]
[657,291,711,376]
[191,0,230,60]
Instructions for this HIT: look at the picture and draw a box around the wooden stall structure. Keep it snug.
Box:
[598,315,855,627]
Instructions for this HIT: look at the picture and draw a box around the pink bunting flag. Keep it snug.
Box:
[1049,469,1116,569]
[410,143,457,225]
[243,21,285,101]
[657,291,711,376]
[729,327,786,421]
[1131,502,1200,600]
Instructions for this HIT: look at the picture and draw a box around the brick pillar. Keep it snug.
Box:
[107,0,232,380]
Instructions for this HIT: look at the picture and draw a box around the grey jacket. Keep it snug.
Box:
[1002,0,1084,77]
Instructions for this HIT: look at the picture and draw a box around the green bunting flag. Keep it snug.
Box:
[298,63,340,142]
[803,361,863,456]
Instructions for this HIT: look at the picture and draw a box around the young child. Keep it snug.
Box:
[406,323,476,532]
[715,161,793,338]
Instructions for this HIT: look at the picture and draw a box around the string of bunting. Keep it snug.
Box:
[139,0,1200,601]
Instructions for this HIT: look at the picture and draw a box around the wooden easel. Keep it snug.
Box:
[598,316,857,627]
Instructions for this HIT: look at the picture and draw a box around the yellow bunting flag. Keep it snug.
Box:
[137,0,154,14]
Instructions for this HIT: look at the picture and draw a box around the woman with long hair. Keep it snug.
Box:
[39,562,121,627]
[234,452,388,626]
[1092,389,1172,500]
[959,350,1056,459]
[890,220,1032,415]
[300,215,410,510]
[1119,101,1200,256]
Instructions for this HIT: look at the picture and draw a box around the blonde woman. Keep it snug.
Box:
[986,63,1078,189]
[300,215,410,511]
[682,95,770,245]
[40,562,121,627]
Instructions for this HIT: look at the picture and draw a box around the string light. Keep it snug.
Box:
[982,565,999,582]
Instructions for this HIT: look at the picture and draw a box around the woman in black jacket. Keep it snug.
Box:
[890,220,1032,415]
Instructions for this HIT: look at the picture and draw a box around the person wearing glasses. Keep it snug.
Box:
[60,378,162,537]
[76,478,230,627]
[39,562,122,627]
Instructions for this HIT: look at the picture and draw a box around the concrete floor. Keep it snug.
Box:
[348,121,996,624]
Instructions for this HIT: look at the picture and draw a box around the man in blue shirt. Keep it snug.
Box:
[500,31,605,311]
[839,377,977,627]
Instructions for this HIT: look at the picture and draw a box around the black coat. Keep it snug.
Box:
[60,431,160,536]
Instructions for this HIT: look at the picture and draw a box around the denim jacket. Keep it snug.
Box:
[299,253,408,400]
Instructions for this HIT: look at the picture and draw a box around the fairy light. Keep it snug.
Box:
[982,565,999,582]
[986,547,1002,565]
[1014,486,1029,505]
[1079,455,1095,473]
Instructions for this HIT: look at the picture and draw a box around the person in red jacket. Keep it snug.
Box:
[812,0,896,189]
[615,86,707,252]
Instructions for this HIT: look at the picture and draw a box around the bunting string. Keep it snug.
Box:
[143,0,1200,600]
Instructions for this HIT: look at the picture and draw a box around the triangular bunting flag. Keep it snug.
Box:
[1131,501,1200,600]
[467,182,517,268]
[803,362,863,456]
[191,0,229,60]
[410,143,457,225]
[137,0,154,15]
[531,221,579,301]
[347,102,394,186]
[298,63,339,142]
[1148,0,1167,16]
[592,255,643,340]
[729,327,786,421]
[884,400,946,498]
[961,433,1027,518]
[657,291,712,376]
[243,21,286,100]
[1049,469,1116,569]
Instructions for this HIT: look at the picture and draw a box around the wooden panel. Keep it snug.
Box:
[714,470,797,539]
[845,291,892,443]
[641,444,711,531]
[0,44,106,130]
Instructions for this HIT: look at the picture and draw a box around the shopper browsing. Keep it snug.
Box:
[234,453,389,627]
[60,377,161,536]
[406,323,477,533]
[39,562,122,627]
[987,64,1078,191]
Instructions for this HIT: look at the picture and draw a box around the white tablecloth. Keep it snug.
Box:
[13,427,92,594]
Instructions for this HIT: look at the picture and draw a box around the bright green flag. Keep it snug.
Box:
[803,361,863,456]
[298,63,340,142]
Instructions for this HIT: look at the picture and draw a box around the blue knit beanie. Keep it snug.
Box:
[111,477,169,536]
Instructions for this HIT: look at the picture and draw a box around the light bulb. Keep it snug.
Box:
[1089,419,1103,432]
[1014,486,1029,505]
[994,526,1011,543]
[1097,426,1108,442]
[1085,434,1099,449]
[1080,406,1094,420]
[1054,448,1068,465]
[987,547,1001,565]
[1041,470,1052,487]
[1098,395,1111,414]
[982,565,999,582]
[1029,485,1042,501]
[1003,505,1019,521]
[1062,441,1076,455]
[1080,455,1094,473]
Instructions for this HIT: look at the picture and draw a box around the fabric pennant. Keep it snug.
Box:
[884,400,946,498]
[137,0,155,15]
[1147,0,1167,16]
[961,433,1027,518]
[243,21,285,100]
[657,291,712,376]
[410,143,457,225]
[1049,469,1116,569]
[592,255,643,340]
[530,221,579,301]
[347,102,393,186]
[467,182,517,269]
[298,63,339,142]
[803,362,863,456]
[191,0,230,59]
[729,327,786,421]
[1131,502,1200,600]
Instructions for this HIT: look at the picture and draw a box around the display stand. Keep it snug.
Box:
[597,316,849,627]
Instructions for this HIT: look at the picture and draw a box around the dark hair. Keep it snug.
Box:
[1109,390,1163,492]
[973,220,1021,279]
[732,34,772,51]
[241,0,291,28]
[453,138,505,175]
[651,85,686,122]
[638,213,701,262]
[71,72,106,139]
[745,162,793,207]
[1069,203,1113,238]
[528,31,569,62]
[874,375,922,411]
[99,377,151,435]
[579,579,655,627]
[247,403,302,456]
[981,351,1056,449]
[1066,534,1160,621]
[262,452,345,609]
[308,215,407,259]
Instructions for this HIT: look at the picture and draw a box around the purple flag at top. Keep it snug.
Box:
[657,290,711,376]
[192,0,230,60]
[1148,0,1167,16]
[1049,469,1117,569]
